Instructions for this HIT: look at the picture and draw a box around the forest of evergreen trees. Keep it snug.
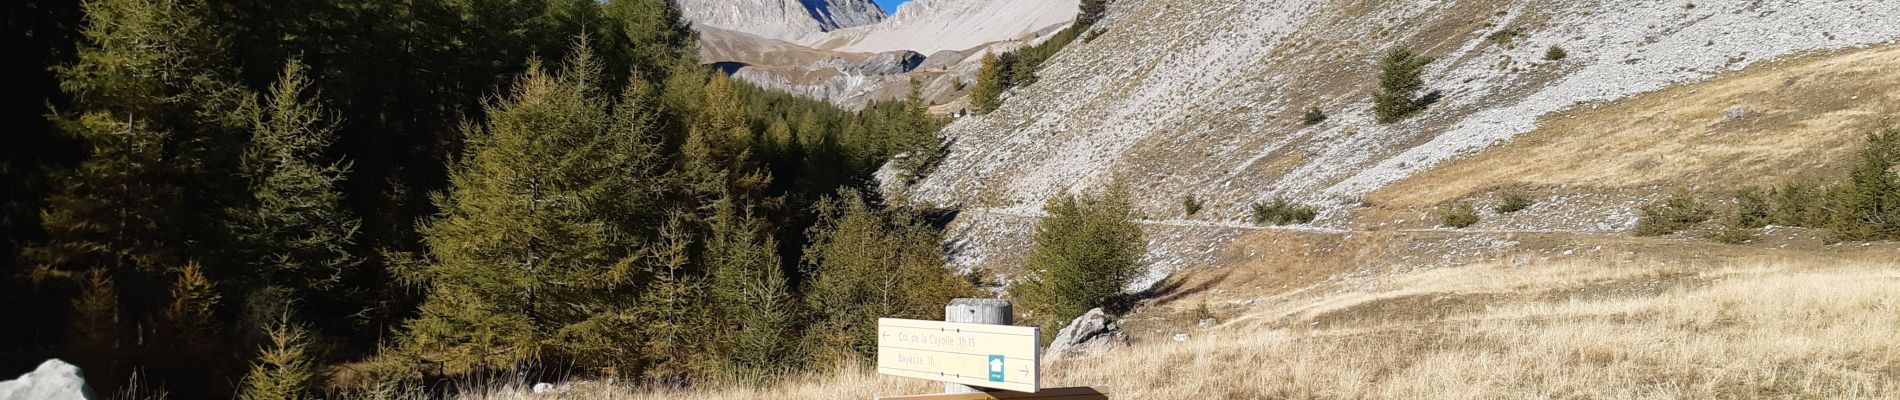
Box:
[970,0,1106,115]
[1,0,966,397]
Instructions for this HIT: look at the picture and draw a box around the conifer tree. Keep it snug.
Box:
[970,52,1007,115]
[1011,184,1145,335]
[1079,0,1109,27]
[888,83,945,183]
[704,194,797,373]
[603,0,698,80]
[803,190,971,360]
[65,268,121,394]
[765,117,797,165]
[230,60,361,301]
[155,262,229,394]
[31,0,249,396]
[239,313,315,400]
[1373,47,1435,123]
[400,41,664,374]
[29,0,243,279]
[795,111,826,152]
[679,73,772,207]
[1010,53,1040,88]
[695,74,754,159]
[793,110,849,191]
[633,212,715,379]
[1831,127,1900,240]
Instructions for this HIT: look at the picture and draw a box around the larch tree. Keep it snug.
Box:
[970,52,1007,115]
[399,42,666,375]
[801,190,972,362]
[228,60,362,316]
[31,0,247,393]
[30,0,244,280]
[238,313,316,400]
[704,194,798,374]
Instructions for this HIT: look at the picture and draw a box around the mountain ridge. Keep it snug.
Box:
[683,0,1080,109]
[675,0,888,43]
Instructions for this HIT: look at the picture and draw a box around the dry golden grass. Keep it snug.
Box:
[1371,44,1900,209]
[1051,259,1900,399]
[463,256,1899,399]
[452,362,936,400]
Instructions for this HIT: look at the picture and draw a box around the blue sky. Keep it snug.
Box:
[875,0,910,13]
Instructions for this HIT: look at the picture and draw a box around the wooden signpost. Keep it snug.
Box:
[875,318,1041,393]
[873,299,1110,400]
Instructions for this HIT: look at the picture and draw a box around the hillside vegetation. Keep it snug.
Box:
[1,0,961,397]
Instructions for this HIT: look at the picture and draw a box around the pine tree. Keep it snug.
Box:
[239,313,315,400]
[400,41,664,374]
[1011,184,1145,335]
[230,60,361,299]
[1373,47,1435,124]
[970,52,1007,115]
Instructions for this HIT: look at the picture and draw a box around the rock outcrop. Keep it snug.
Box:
[0,359,94,400]
[1044,308,1127,359]
[810,0,1081,54]
[683,0,1079,109]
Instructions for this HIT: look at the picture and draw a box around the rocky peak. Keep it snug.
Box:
[814,0,1080,53]
[676,0,887,42]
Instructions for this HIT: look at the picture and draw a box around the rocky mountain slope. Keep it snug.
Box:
[810,0,1082,54]
[684,0,1079,109]
[897,0,1900,286]
[676,0,887,43]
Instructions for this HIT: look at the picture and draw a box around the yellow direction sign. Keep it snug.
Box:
[876,318,1040,393]
[874,386,1111,400]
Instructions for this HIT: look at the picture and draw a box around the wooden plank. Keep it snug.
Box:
[874,386,1111,400]
[876,318,1040,393]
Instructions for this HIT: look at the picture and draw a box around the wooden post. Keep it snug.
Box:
[943,298,1012,394]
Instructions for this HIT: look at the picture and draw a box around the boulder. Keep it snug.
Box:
[0,359,94,400]
[1044,308,1127,359]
